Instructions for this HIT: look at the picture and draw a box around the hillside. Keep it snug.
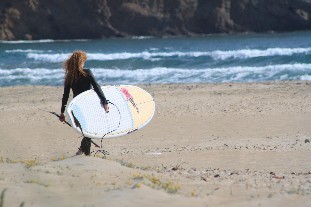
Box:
[1,0,311,40]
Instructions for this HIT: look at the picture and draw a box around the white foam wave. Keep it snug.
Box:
[300,75,311,81]
[5,49,52,53]
[131,36,154,39]
[0,68,63,81]
[104,64,311,83]
[0,39,55,44]
[25,47,311,62]
[27,53,71,62]
[0,39,89,44]
[2,63,310,86]
[26,51,192,62]
[210,48,311,60]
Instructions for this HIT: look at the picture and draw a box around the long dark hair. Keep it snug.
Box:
[64,50,87,85]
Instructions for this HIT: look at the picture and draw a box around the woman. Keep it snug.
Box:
[59,50,109,155]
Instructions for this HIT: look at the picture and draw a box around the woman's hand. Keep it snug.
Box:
[102,103,110,113]
[59,113,65,122]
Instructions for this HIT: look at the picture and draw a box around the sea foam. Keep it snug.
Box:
[1,63,310,86]
[25,47,311,63]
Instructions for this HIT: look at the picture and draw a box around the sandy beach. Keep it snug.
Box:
[0,81,311,207]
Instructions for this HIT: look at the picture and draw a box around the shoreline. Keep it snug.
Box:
[0,79,310,87]
[1,30,310,42]
[0,81,310,206]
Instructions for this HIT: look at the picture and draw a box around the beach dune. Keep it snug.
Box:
[0,82,310,206]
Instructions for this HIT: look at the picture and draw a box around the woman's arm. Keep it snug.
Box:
[85,69,109,112]
[59,83,70,121]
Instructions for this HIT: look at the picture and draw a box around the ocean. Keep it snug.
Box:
[0,31,311,87]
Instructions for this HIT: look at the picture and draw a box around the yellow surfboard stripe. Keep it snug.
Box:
[117,85,155,130]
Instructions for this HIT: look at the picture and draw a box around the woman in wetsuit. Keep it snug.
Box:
[59,50,109,155]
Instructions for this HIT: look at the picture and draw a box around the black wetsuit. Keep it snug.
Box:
[61,69,108,155]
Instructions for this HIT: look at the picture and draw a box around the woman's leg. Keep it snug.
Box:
[80,137,92,155]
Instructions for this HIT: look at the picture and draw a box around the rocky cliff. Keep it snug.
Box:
[1,0,311,40]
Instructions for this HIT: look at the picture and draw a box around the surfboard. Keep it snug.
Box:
[66,85,155,139]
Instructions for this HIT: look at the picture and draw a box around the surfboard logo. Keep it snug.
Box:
[120,88,139,113]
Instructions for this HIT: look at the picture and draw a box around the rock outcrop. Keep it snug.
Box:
[1,0,311,40]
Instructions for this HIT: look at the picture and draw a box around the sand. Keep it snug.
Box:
[0,82,310,207]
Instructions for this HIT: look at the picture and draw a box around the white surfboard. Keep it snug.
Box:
[66,85,155,139]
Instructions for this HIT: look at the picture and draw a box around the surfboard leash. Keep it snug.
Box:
[70,111,104,149]
[99,101,122,146]
[69,101,121,157]
[39,108,101,148]
[87,100,121,157]
[68,100,122,157]
[39,100,121,158]
[38,109,72,127]
[71,111,109,157]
